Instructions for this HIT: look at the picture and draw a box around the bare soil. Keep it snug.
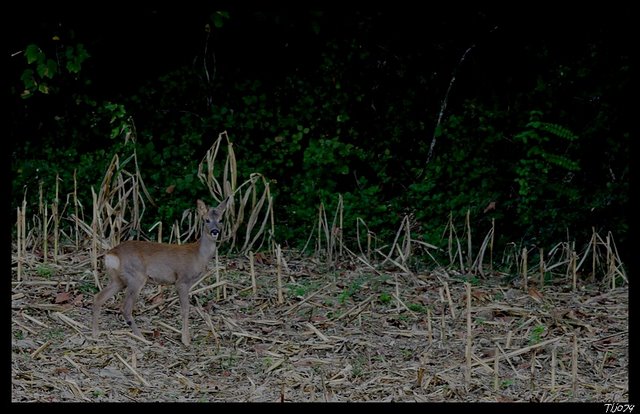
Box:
[11,252,628,402]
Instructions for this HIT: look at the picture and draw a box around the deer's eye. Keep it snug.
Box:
[205,218,211,223]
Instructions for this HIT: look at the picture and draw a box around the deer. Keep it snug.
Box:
[92,198,227,346]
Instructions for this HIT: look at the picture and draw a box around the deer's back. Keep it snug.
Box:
[105,240,205,284]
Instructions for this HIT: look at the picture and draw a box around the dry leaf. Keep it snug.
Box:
[150,293,164,305]
[472,289,492,302]
[54,291,72,304]
[72,294,84,306]
[254,252,270,264]
[527,287,544,303]
[551,308,570,320]
[149,286,165,304]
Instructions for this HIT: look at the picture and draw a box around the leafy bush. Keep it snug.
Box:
[10,11,629,261]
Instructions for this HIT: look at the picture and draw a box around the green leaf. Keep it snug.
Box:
[38,83,50,94]
[213,11,229,29]
[311,21,321,35]
[20,69,36,89]
[64,44,89,73]
[337,113,350,122]
[539,122,578,141]
[65,45,75,60]
[76,44,90,62]
[67,60,80,74]
[25,44,42,64]
[44,59,57,79]
[213,14,224,28]
[434,125,443,138]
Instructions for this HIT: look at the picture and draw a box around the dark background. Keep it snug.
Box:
[7,7,633,262]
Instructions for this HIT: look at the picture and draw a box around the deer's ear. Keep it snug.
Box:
[215,198,228,215]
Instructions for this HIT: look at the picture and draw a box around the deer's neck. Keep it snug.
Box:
[197,234,218,261]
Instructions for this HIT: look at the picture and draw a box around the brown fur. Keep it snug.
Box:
[92,199,227,346]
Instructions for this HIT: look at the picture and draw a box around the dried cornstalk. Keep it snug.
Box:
[276,244,284,304]
[522,247,528,291]
[249,250,257,294]
[465,282,472,385]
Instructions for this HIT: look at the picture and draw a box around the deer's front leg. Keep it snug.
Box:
[176,282,192,346]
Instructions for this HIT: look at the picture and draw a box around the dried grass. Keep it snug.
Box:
[11,255,628,401]
[11,132,628,402]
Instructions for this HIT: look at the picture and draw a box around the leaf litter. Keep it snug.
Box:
[11,251,628,402]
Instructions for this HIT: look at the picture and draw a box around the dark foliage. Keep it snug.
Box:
[9,9,631,261]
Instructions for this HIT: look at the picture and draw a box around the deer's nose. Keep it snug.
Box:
[210,229,220,237]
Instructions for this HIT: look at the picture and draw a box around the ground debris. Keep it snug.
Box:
[11,255,628,402]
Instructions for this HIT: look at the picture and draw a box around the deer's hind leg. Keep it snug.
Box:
[92,275,125,338]
[121,271,147,339]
